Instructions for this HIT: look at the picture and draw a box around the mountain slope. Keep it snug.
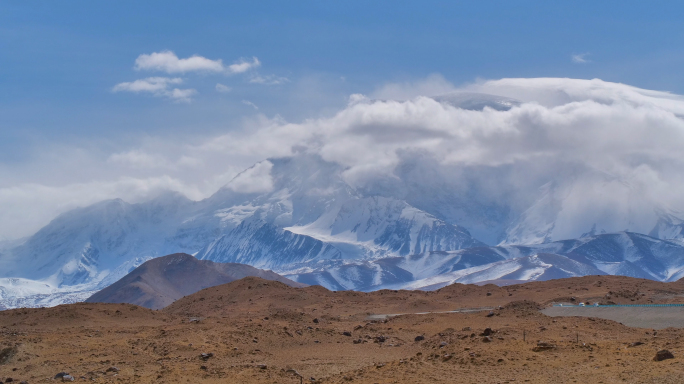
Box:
[286,232,684,291]
[2,193,199,286]
[85,253,305,309]
[0,154,483,299]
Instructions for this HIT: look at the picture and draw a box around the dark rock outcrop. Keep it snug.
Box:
[654,350,674,361]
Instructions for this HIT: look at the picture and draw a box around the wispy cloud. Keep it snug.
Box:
[241,100,259,110]
[571,53,591,64]
[215,83,231,93]
[112,76,182,92]
[112,77,196,102]
[107,150,168,169]
[227,57,261,74]
[249,74,289,85]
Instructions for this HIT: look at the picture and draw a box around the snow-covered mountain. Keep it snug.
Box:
[3,193,196,286]
[194,156,483,268]
[650,212,684,240]
[287,232,684,291]
[0,154,485,307]
[2,135,684,306]
[3,149,684,309]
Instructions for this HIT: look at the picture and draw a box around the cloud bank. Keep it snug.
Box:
[4,77,684,243]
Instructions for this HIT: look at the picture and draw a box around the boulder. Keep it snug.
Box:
[654,350,674,361]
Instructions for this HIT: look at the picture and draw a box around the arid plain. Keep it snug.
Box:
[2,275,684,383]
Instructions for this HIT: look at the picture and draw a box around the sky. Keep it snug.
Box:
[2,1,684,240]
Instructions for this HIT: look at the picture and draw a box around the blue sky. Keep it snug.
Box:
[1,1,684,239]
[3,2,684,145]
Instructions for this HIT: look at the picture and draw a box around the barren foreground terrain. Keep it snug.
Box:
[2,275,684,383]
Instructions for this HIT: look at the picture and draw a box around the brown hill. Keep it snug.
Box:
[163,274,684,319]
[85,253,305,309]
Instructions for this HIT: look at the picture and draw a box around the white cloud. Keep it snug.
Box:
[371,73,457,100]
[572,53,591,64]
[107,150,168,169]
[134,51,261,75]
[348,93,370,106]
[118,52,271,102]
[6,76,684,243]
[187,77,684,242]
[215,83,231,93]
[112,77,196,102]
[134,50,224,73]
[225,160,274,194]
[228,57,261,74]
[0,176,204,241]
[168,88,197,102]
[177,155,204,168]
